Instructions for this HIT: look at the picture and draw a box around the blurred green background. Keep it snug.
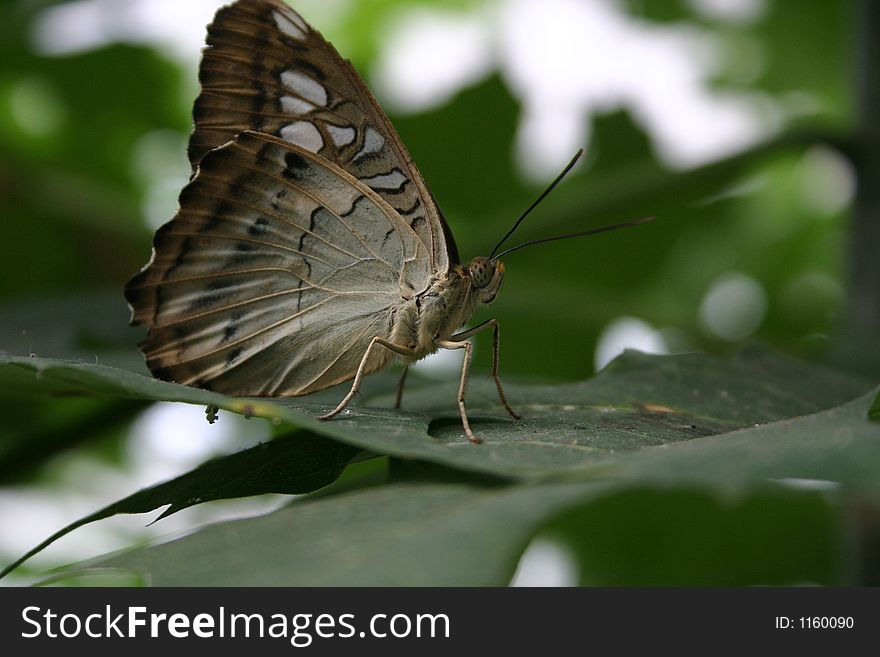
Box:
[0,0,877,582]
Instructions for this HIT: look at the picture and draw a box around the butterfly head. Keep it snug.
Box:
[468,256,504,304]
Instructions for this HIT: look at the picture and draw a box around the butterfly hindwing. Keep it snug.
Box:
[126,131,430,395]
[190,0,458,271]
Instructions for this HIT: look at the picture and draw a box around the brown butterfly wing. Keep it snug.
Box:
[189,0,458,270]
[125,131,431,396]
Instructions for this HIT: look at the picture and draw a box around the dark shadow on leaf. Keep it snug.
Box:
[426,415,510,441]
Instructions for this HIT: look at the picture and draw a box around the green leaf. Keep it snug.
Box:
[0,355,230,404]
[7,349,875,584]
[52,481,607,586]
[870,391,880,421]
[1,431,363,580]
[548,486,843,586]
[41,476,858,586]
[1,348,871,480]
[568,388,880,493]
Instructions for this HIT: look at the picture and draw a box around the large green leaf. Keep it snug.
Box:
[544,388,880,586]
[6,349,876,584]
[1,348,871,481]
[565,388,880,493]
[5,348,875,585]
[51,481,606,586]
[42,480,852,587]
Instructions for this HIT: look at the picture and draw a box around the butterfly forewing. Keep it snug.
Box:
[190,0,457,271]
[126,131,430,396]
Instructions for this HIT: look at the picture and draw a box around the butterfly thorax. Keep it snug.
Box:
[388,257,504,361]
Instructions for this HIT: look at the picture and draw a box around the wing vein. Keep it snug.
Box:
[160,230,343,270]
[131,266,301,288]
[181,198,364,263]
[207,161,397,269]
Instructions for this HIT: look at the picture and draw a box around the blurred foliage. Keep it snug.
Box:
[0,0,877,586]
[0,2,187,301]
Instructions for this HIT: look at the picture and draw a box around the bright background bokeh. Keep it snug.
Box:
[0,0,871,584]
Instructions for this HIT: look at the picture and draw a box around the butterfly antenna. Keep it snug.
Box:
[489,149,584,260]
[492,215,655,260]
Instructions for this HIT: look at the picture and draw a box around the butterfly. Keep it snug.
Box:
[123,0,523,443]
[125,0,650,443]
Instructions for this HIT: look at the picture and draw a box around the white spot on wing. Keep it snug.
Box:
[286,8,309,32]
[273,10,307,40]
[281,70,327,106]
[280,121,324,152]
[328,124,356,147]
[361,170,408,190]
[353,127,385,162]
[280,95,314,114]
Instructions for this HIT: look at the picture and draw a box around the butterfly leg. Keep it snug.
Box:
[394,364,410,409]
[449,318,521,420]
[437,339,481,444]
[319,337,415,421]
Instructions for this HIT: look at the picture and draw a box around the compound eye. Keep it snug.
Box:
[470,257,494,288]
